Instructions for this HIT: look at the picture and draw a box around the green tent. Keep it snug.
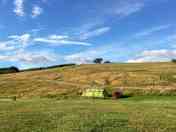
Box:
[82,88,107,98]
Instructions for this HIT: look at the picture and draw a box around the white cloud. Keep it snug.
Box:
[32,5,43,18]
[134,25,171,38]
[0,33,31,52]
[113,1,144,17]
[0,35,58,68]
[8,33,31,46]
[65,53,95,65]
[0,50,57,64]
[57,40,91,46]
[1,32,94,67]
[34,35,91,46]
[17,51,56,64]
[13,0,25,17]
[31,29,42,33]
[1,33,91,50]
[128,49,176,63]
[13,1,45,18]
[79,27,111,40]
[65,54,92,65]
[65,50,97,64]
[0,41,16,51]
[48,35,69,40]
[141,50,176,58]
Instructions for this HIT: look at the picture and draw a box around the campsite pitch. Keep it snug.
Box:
[0,96,176,132]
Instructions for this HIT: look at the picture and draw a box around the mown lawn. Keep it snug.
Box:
[0,96,176,132]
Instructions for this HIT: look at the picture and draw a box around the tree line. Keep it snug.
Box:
[0,66,19,74]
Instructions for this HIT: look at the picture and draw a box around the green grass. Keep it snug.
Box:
[0,96,176,132]
[0,63,176,131]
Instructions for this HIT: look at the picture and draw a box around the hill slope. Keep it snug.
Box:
[0,62,176,97]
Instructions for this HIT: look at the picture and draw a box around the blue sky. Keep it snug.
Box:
[0,0,176,69]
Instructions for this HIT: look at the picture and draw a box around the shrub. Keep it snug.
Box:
[12,96,17,101]
[104,61,111,64]
[112,89,123,99]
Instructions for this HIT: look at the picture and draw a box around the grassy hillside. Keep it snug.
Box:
[0,96,176,132]
[0,62,176,97]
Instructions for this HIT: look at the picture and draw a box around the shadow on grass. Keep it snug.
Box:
[120,95,132,99]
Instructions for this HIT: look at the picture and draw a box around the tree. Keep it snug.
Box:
[171,59,176,63]
[10,66,19,72]
[93,58,103,64]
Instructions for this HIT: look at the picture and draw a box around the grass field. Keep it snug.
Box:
[0,62,176,98]
[0,96,176,132]
[0,63,176,131]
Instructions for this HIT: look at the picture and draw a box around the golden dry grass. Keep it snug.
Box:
[0,62,176,97]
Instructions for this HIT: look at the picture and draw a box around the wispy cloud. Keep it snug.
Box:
[112,1,144,17]
[13,0,25,17]
[8,33,31,46]
[79,27,111,40]
[0,41,16,51]
[71,21,111,40]
[77,21,105,34]
[134,25,171,38]
[34,35,91,46]
[128,49,176,63]
[31,5,43,18]
[0,33,31,52]
[41,0,47,3]
[0,33,91,51]
[48,35,69,40]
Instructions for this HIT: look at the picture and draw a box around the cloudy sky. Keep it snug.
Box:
[0,0,176,69]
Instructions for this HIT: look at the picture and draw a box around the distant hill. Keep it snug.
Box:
[0,62,176,98]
